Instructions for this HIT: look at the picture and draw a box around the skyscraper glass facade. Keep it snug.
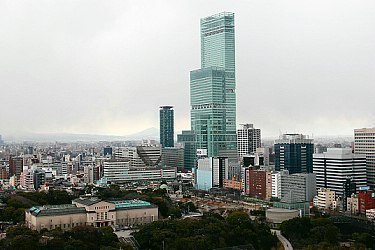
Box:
[275,134,314,174]
[159,106,174,148]
[190,12,237,161]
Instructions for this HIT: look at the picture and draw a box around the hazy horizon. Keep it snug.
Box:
[1,0,374,138]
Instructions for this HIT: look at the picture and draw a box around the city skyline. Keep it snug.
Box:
[1,1,375,138]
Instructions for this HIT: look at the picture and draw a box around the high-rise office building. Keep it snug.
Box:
[237,124,261,157]
[313,148,367,196]
[177,130,196,170]
[190,12,237,162]
[161,147,184,170]
[354,128,375,189]
[160,106,174,148]
[280,173,317,203]
[195,156,229,191]
[275,134,314,174]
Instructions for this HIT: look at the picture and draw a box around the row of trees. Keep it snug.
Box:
[0,185,183,223]
[95,185,182,218]
[280,217,375,249]
[0,225,131,250]
[0,190,77,224]
[133,211,277,250]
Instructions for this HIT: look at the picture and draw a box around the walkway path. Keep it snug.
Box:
[271,229,293,250]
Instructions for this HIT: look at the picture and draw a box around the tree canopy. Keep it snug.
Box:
[133,211,277,250]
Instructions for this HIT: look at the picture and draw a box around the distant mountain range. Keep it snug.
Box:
[3,128,354,143]
[3,127,160,142]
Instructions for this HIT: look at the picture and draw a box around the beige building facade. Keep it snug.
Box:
[313,188,336,210]
[25,197,158,231]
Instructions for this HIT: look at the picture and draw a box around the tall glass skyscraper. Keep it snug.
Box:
[275,134,314,174]
[190,12,237,161]
[159,106,174,148]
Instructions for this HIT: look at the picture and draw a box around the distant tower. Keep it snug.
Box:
[159,106,174,148]
[237,124,261,157]
[190,12,237,160]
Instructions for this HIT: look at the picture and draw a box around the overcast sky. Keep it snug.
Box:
[1,0,374,138]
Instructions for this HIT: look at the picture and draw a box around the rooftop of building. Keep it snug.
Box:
[275,133,313,144]
[28,197,157,217]
[73,196,102,206]
[28,204,86,217]
[73,196,156,209]
[314,148,366,158]
[201,12,234,22]
[266,208,299,213]
[108,199,155,210]
[160,106,173,109]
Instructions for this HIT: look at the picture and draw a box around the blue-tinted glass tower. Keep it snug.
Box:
[160,106,174,148]
[190,12,237,161]
[275,134,314,174]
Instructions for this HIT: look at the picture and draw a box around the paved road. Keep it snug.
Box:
[271,229,293,250]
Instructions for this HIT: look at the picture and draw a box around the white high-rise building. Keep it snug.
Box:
[271,170,289,198]
[195,157,229,191]
[237,124,261,157]
[354,128,375,189]
[313,148,367,196]
[84,165,95,185]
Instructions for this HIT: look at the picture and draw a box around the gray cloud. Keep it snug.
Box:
[0,0,374,138]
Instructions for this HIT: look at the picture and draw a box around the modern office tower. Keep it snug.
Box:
[313,148,366,197]
[280,173,317,203]
[177,130,196,170]
[190,12,237,162]
[160,106,174,148]
[275,134,314,174]
[161,147,184,170]
[195,157,229,191]
[0,135,3,145]
[354,128,375,188]
[237,124,261,157]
